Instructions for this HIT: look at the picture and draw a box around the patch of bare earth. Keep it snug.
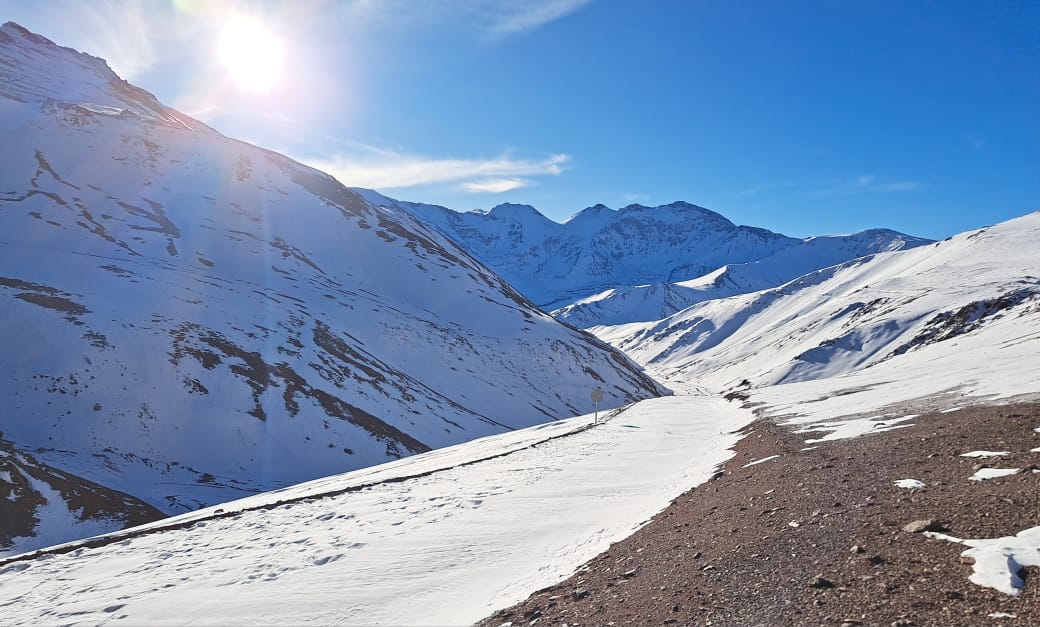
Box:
[483,403,1040,627]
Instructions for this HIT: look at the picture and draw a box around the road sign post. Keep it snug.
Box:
[591,387,604,423]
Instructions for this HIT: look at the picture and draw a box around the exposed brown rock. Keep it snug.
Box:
[482,402,1040,626]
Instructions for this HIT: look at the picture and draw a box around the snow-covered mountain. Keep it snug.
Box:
[0,22,663,554]
[593,211,1040,394]
[1,213,1037,625]
[552,228,930,327]
[353,189,930,321]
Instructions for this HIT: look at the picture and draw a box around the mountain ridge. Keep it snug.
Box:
[0,22,663,554]
[352,188,932,321]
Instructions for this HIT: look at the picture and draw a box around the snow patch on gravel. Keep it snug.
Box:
[960,450,1010,458]
[893,479,925,489]
[742,455,780,468]
[969,468,1019,481]
[794,414,916,444]
[925,526,1040,596]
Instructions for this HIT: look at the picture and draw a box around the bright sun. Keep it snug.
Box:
[218,17,284,92]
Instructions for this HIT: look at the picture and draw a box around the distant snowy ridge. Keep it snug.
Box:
[552,228,929,327]
[353,188,930,325]
[594,211,1040,396]
[0,22,663,554]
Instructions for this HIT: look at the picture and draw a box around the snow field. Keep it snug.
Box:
[0,395,755,625]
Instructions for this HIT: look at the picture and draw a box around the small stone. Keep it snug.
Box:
[621,568,638,578]
[902,519,944,533]
[788,521,801,528]
[944,590,963,600]
[841,620,862,627]
[572,589,589,601]
[850,545,865,554]
[891,620,915,627]
[959,556,975,565]
[809,574,835,589]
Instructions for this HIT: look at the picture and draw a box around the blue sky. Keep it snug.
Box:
[4,0,1037,238]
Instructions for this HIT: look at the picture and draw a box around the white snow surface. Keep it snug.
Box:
[960,450,1011,458]
[742,454,780,468]
[968,468,1020,481]
[0,395,754,625]
[926,527,1040,596]
[893,479,925,489]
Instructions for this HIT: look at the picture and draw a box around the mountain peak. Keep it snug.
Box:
[564,203,615,225]
[0,21,116,84]
[488,203,546,220]
[0,22,209,134]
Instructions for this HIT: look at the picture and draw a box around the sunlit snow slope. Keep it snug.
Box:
[594,212,1040,402]
[0,22,663,554]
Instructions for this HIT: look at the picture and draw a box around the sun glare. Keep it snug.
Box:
[218,17,284,92]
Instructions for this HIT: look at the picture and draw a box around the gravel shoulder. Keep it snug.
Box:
[482,402,1040,627]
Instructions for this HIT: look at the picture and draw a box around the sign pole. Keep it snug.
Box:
[591,387,604,423]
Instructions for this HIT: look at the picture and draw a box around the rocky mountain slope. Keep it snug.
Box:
[353,189,930,322]
[0,22,663,554]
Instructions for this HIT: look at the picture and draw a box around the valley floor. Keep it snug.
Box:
[484,402,1040,627]
[0,395,755,626]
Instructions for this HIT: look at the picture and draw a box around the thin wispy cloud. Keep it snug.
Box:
[308,149,569,190]
[461,178,530,193]
[734,186,764,199]
[808,175,926,197]
[962,133,986,151]
[346,0,593,39]
[733,181,798,199]
[486,0,594,35]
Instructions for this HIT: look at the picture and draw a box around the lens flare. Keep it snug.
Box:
[218,17,284,92]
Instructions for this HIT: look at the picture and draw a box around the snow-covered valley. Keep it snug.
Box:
[1,19,1039,627]
[0,396,756,625]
